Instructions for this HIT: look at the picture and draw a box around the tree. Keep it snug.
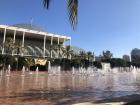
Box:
[43,0,78,30]
[4,37,15,54]
[47,45,55,58]
[14,42,28,56]
[13,42,28,70]
[18,57,27,70]
[93,61,102,69]
[63,45,73,59]
[54,44,65,58]
[79,51,87,60]
[87,51,92,62]
[26,57,35,70]
[110,58,126,68]
[102,50,113,60]
[2,37,15,70]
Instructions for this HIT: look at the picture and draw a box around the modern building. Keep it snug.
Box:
[0,24,71,58]
[131,48,140,62]
[122,55,130,62]
[95,55,102,62]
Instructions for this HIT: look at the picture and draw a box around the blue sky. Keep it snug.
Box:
[0,0,140,57]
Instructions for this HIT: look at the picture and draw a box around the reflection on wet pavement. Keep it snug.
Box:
[0,71,140,105]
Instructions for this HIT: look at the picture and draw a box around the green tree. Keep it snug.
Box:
[63,45,73,59]
[110,58,126,68]
[47,45,55,58]
[17,57,27,70]
[43,0,78,30]
[102,50,113,60]
[26,57,35,70]
[13,42,28,70]
[93,61,102,69]
[87,51,92,62]
[2,37,15,70]
[14,42,28,56]
[4,37,15,54]
[79,51,87,60]
[54,44,65,58]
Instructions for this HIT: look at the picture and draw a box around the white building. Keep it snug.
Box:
[0,24,71,58]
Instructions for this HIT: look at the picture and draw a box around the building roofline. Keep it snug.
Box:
[0,25,71,40]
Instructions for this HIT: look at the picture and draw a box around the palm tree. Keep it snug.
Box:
[102,50,113,60]
[4,37,15,55]
[87,51,92,62]
[79,51,86,60]
[47,45,55,58]
[56,44,65,58]
[92,52,95,61]
[43,0,78,30]
[2,37,15,70]
[63,45,73,59]
[13,42,28,70]
[26,57,35,70]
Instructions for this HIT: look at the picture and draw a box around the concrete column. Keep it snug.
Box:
[2,28,7,54]
[57,37,60,58]
[58,37,60,45]
[43,35,46,58]
[22,32,25,47]
[51,36,53,45]
[12,30,16,56]
[21,31,25,56]
[13,30,16,43]
[50,36,53,58]
[62,38,66,58]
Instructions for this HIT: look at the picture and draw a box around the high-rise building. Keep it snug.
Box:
[123,55,130,62]
[131,48,140,62]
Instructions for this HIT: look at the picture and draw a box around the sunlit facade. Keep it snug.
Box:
[0,24,71,58]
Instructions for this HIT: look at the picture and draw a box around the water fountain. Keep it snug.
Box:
[48,61,51,73]
[36,66,39,75]
[2,64,140,105]
[132,66,137,74]
[21,66,26,76]
[0,69,3,76]
[6,65,11,76]
[21,75,25,89]
[72,67,75,75]
[48,64,62,75]
[58,66,61,75]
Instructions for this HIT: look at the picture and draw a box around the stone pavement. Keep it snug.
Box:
[73,102,125,105]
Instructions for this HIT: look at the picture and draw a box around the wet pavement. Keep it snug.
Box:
[0,71,140,105]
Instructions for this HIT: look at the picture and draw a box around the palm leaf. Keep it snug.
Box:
[43,0,51,9]
[43,0,78,30]
[68,0,78,30]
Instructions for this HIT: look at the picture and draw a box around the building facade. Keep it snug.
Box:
[122,55,130,62]
[0,24,71,58]
[131,48,140,62]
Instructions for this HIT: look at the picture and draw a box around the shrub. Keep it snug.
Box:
[93,61,102,69]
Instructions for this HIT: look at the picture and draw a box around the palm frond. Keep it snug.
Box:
[43,0,51,9]
[68,0,78,30]
[42,0,78,30]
